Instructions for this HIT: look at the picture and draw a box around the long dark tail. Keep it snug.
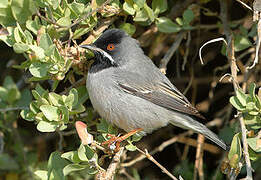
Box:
[170,113,227,150]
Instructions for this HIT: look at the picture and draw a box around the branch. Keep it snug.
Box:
[193,134,205,180]
[159,31,185,74]
[67,0,113,29]
[96,147,124,180]
[136,147,179,180]
[219,0,253,179]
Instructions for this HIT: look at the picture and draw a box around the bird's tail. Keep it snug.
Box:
[169,113,227,150]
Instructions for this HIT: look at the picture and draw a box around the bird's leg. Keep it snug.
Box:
[102,128,143,153]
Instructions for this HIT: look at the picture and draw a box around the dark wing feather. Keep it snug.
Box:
[115,71,204,119]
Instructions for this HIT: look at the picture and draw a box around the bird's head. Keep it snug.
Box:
[80,29,141,70]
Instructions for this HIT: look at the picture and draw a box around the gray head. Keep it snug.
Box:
[80,29,142,73]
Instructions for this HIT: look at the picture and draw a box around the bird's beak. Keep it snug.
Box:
[80,44,116,66]
[80,44,103,53]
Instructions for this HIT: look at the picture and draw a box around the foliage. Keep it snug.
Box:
[229,83,261,167]
[0,0,260,179]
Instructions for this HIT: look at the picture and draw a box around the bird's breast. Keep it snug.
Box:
[86,70,169,133]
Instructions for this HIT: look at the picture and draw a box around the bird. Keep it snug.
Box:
[80,28,227,150]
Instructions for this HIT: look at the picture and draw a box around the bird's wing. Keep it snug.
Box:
[114,71,204,119]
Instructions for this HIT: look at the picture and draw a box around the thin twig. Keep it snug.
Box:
[235,0,253,11]
[80,17,117,45]
[0,106,28,112]
[105,147,124,180]
[182,31,191,70]
[199,37,227,65]
[121,131,192,167]
[57,131,64,151]
[193,134,205,180]
[66,0,113,29]
[136,147,179,180]
[219,0,253,179]
[159,31,185,74]
[96,147,124,180]
[247,18,261,69]
[122,123,222,168]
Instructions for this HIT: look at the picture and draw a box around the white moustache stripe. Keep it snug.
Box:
[101,51,115,64]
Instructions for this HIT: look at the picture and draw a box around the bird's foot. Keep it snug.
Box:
[102,128,143,153]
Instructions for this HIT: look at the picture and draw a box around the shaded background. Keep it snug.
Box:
[0,0,261,179]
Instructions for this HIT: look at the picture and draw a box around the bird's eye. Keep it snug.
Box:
[107,43,115,51]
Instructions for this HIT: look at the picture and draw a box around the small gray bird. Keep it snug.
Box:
[81,29,227,150]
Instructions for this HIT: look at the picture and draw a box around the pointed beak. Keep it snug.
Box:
[80,44,103,53]
[80,44,117,66]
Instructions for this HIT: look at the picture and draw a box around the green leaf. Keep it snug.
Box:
[13,43,29,53]
[29,62,49,78]
[70,2,85,16]
[57,16,71,27]
[61,151,81,163]
[77,144,89,162]
[0,153,19,170]
[236,89,247,106]
[228,133,242,168]
[152,0,167,15]
[133,9,148,22]
[60,106,69,123]
[183,9,194,24]
[0,0,8,8]
[34,170,48,180]
[26,18,40,35]
[30,101,39,114]
[63,164,85,176]
[247,137,261,152]
[40,105,60,121]
[175,17,183,26]
[65,88,78,110]
[29,45,45,59]
[35,84,48,97]
[143,3,155,22]
[24,30,33,44]
[229,96,245,111]
[47,0,59,9]
[234,35,252,52]
[3,76,21,104]
[37,121,58,132]
[246,102,256,111]
[0,5,16,27]
[243,113,261,126]
[133,0,145,8]
[125,143,137,151]
[0,87,8,102]
[48,92,64,106]
[156,17,181,33]
[119,23,136,36]
[248,83,256,101]
[97,118,117,134]
[248,147,259,161]
[20,109,35,121]
[11,0,36,24]
[47,151,68,180]
[14,27,22,43]
[76,86,89,105]
[123,1,135,15]
[39,33,53,51]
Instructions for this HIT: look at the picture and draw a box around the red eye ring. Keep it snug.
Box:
[107,43,115,51]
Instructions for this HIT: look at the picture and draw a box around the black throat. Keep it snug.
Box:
[89,52,118,73]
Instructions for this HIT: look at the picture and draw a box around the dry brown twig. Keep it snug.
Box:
[219,0,253,179]
[159,31,185,74]
[193,134,205,180]
[136,147,179,180]
[95,147,124,180]
[122,117,224,168]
